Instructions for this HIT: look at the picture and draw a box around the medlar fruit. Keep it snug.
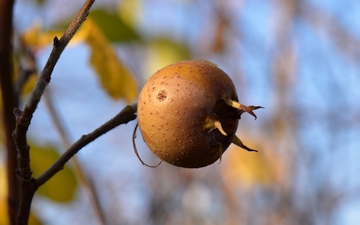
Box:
[135,60,262,168]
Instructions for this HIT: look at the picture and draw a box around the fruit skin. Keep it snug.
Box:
[137,60,240,168]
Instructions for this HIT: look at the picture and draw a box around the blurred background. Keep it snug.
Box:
[1,0,360,224]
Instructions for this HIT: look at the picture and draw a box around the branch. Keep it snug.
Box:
[20,32,108,224]
[0,0,19,224]
[36,103,138,186]
[12,0,96,224]
[24,0,95,118]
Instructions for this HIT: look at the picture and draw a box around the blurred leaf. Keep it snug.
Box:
[22,23,63,49]
[222,135,286,189]
[21,21,89,50]
[0,165,9,224]
[51,9,140,43]
[30,143,77,202]
[89,9,140,42]
[20,12,139,102]
[0,97,3,145]
[31,0,46,5]
[118,0,141,27]
[84,19,138,102]
[145,38,190,79]
[28,212,43,225]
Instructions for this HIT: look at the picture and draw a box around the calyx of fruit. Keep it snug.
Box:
[135,60,263,168]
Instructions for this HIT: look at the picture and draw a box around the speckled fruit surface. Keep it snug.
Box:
[137,60,240,168]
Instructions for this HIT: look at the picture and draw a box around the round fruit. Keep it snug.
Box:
[136,60,262,168]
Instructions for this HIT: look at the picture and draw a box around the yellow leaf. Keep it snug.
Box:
[222,134,286,189]
[22,23,63,49]
[0,164,9,224]
[84,19,138,102]
[28,212,42,225]
[21,22,87,49]
[144,38,190,79]
[0,97,4,145]
[30,143,77,202]
[118,0,141,27]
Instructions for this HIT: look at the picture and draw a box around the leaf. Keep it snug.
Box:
[21,23,63,49]
[84,19,138,102]
[118,0,141,28]
[21,21,89,50]
[0,98,4,145]
[0,165,9,224]
[31,0,46,5]
[144,38,190,79]
[222,135,286,189]
[223,144,269,188]
[30,143,77,202]
[89,9,140,42]
[28,212,43,225]
[21,15,139,102]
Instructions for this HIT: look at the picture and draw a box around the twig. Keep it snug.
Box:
[12,0,95,224]
[36,103,138,186]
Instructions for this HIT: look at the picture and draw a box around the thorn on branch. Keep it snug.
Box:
[53,36,59,47]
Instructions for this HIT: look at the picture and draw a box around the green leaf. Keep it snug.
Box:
[51,8,140,43]
[89,9,140,42]
[85,19,138,102]
[30,143,77,202]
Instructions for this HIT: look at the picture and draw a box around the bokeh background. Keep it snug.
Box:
[1,0,360,224]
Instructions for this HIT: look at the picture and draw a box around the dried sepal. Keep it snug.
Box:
[204,115,228,136]
[223,97,263,120]
[231,135,258,152]
[213,121,227,136]
[249,106,264,111]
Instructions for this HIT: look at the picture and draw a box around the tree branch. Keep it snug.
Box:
[0,0,18,224]
[36,103,137,186]
[12,0,96,224]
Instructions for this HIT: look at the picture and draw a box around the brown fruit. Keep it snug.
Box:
[136,60,262,168]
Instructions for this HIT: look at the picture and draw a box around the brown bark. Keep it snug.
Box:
[0,0,18,224]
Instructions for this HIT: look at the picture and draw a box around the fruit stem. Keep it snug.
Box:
[132,123,162,168]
